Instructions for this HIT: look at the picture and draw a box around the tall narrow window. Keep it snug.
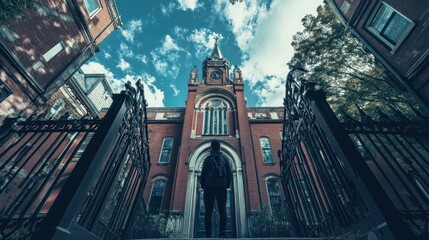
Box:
[149,179,166,214]
[83,0,101,18]
[159,137,173,164]
[0,80,12,102]
[203,100,228,135]
[367,3,413,49]
[266,179,282,211]
[260,137,274,164]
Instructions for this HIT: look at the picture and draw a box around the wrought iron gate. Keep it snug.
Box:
[0,81,150,240]
[281,73,429,239]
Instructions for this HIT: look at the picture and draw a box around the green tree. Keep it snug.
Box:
[0,0,36,24]
[289,4,420,118]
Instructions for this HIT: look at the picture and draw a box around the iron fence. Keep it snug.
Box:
[281,72,429,239]
[0,81,150,239]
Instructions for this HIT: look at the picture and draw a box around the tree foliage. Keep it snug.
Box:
[289,4,421,118]
[0,0,36,24]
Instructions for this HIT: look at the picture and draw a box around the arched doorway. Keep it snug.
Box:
[182,142,247,238]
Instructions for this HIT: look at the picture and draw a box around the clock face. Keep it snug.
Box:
[210,70,222,80]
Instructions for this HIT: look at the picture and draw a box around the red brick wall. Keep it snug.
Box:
[249,122,283,205]
[144,122,183,212]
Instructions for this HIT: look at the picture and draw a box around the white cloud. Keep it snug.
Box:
[81,61,165,107]
[161,35,180,54]
[151,35,189,79]
[121,19,143,42]
[104,52,111,59]
[214,0,267,51]
[117,58,131,71]
[177,0,201,11]
[170,83,180,96]
[188,28,223,60]
[119,42,134,58]
[136,54,148,64]
[174,26,189,39]
[161,2,176,16]
[215,0,321,106]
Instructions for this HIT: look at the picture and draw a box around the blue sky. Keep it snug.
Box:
[81,0,322,107]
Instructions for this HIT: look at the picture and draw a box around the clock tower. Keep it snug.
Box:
[202,37,231,85]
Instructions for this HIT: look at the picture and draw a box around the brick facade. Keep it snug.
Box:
[0,0,122,123]
[144,41,284,238]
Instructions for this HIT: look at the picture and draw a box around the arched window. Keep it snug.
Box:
[159,137,174,164]
[260,137,274,164]
[266,178,282,211]
[149,179,166,214]
[203,100,228,135]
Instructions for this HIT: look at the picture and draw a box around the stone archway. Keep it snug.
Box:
[182,141,247,238]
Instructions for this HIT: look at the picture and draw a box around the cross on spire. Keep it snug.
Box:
[209,35,223,59]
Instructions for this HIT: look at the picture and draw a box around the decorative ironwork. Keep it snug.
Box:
[0,80,151,239]
[281,69,428,238]
[281,72,368,237]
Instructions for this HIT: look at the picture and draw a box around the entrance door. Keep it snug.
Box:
[195,188,235,238]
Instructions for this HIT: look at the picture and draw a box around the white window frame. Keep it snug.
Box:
[265,177,282,212]
[83,0,102,19]
[203,99,228,136]
[158,137,174,164]
[366,2,415,53]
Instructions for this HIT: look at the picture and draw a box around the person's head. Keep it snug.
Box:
[210,140,221,152]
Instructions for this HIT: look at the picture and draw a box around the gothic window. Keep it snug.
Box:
[260,137,274,164]
[203,100,228,135]
[367,3,413,50]
[266,178,282,211]
[159,137,173,164]
[149,179,166,214]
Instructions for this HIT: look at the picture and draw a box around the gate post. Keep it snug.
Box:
[31,92,130,239]
[304,85,414,239]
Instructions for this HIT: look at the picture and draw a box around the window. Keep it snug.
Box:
[203,99,228,135]
[149,179,166,214]
[83,0,101,18]
[0,80,12,102]
[367,3,413,49]
[47,98,65,118]
[43,42,65,62]
[260,137,274,164]
[159,137,173,164]
[266,179,282,211]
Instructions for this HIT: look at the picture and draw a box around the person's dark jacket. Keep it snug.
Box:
[200,151,232,189]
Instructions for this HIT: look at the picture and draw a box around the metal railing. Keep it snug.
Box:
[281,71,429,239]
[0,81,150,239]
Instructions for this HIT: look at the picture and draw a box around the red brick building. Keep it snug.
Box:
[144,40,284,238]
[326,0,429,111]
[0,0,121,123]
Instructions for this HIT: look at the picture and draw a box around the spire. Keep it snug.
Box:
[209,36,224,60]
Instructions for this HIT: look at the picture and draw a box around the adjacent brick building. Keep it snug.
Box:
[326,0,429,111]
[0,0,121,123]
[143,40,284,238]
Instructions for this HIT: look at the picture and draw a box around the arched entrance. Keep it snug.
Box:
[182,141,247,238]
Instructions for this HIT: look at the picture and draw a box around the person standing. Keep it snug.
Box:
[200,140,232,238]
